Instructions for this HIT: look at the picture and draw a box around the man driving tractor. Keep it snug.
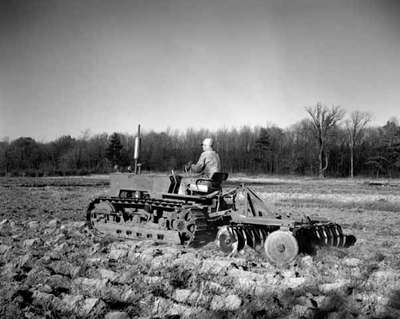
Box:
[185,137,221,178]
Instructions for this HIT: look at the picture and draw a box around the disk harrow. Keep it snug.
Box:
[216,222,357,265]
[87,195,216,247]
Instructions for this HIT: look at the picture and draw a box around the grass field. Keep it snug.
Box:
[1,175,400,318]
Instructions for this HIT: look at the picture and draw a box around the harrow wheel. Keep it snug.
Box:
[264,230,299,265]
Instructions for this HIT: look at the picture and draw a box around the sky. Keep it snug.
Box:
[0,0,399,141]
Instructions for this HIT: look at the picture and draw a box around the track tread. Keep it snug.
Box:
[87,197,216,247]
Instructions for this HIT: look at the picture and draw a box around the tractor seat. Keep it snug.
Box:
[187,172,228,194]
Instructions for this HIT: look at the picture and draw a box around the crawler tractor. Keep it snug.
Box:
[87,126,356,265]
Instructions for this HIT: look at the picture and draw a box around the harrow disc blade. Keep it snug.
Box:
[329,225,339,247]
[217,226,238,254]
[264,230,299,265]
[343,234,357,247]
[244,228,254,248]
[335,225,345,247]
[234,228,247,251]
[252,228,263,248]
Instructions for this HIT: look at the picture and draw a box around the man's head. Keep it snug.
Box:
[202,137,214,151]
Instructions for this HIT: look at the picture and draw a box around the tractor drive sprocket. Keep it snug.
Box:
[179,207,217,247]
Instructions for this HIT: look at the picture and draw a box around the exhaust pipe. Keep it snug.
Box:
[134,124,141,174]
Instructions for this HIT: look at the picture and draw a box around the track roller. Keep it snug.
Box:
[264,230,299,265]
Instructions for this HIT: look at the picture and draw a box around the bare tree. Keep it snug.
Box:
[306,103,345,178]
[345,111,371,178]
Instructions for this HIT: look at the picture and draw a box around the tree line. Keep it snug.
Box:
[1,103,399,178]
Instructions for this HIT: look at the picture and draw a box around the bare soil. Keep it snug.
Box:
[1,176,400,319]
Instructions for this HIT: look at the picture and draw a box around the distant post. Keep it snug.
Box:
[134,124,141,174]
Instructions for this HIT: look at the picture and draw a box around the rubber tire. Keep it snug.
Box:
[264,230,299,265]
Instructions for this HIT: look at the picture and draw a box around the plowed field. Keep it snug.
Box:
[1,176,400,319]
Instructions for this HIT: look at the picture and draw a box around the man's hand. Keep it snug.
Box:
[184,161,193,172]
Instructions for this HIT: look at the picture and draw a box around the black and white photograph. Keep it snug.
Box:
[1,0,400,318]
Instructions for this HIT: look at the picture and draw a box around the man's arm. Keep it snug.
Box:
[190,153,206,173]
